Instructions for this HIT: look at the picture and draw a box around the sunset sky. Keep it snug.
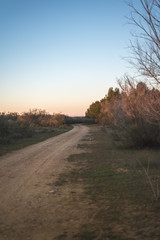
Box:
[0,0,139,116]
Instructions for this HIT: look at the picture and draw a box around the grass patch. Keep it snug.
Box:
[73,231,97,240]
[0,126,73,156]
[59,126,160,240]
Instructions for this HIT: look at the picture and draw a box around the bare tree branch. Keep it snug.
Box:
[127,0,160,84]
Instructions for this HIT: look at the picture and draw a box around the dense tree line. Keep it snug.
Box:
[65,116,95,124]
[86,80,160,147]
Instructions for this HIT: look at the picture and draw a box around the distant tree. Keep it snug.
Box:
[85,101,101,120]
[107,87,120,101]
[98,87,120,125]
[49,114,65,127]
[85,87,120,124]
[65,116,95,124]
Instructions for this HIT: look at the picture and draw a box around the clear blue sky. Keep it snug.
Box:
[0,0,135,116]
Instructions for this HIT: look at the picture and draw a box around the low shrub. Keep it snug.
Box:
[0,114,35,144]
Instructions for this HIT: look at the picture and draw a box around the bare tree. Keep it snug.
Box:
[118,74,160,126]
[128,0,160,85]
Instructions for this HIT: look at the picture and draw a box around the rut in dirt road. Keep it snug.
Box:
[0,125,89,240]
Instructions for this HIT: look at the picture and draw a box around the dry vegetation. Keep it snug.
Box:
[84,1,160,215]
[0,109,94,156]
[86,80,160,148]
[55,125,160,240]
[86,0,160,149]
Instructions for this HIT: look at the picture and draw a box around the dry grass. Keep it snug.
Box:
[56,125,160,240]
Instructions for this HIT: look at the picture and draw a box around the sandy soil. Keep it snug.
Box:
[0,125,90,240]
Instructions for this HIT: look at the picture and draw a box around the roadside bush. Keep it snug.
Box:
[12,121,35,139]
[113,78,160,148]
[120,122,160,148]
[19,109,66,128]
[0,113,35,144]
[0,115,12,144]
[49,114,65,127]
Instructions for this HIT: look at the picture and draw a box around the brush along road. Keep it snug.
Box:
[0,125,89,240]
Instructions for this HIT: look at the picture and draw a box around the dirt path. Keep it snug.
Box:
[0,125,89,240]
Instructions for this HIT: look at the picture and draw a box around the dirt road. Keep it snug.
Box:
[0,125,89,240]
